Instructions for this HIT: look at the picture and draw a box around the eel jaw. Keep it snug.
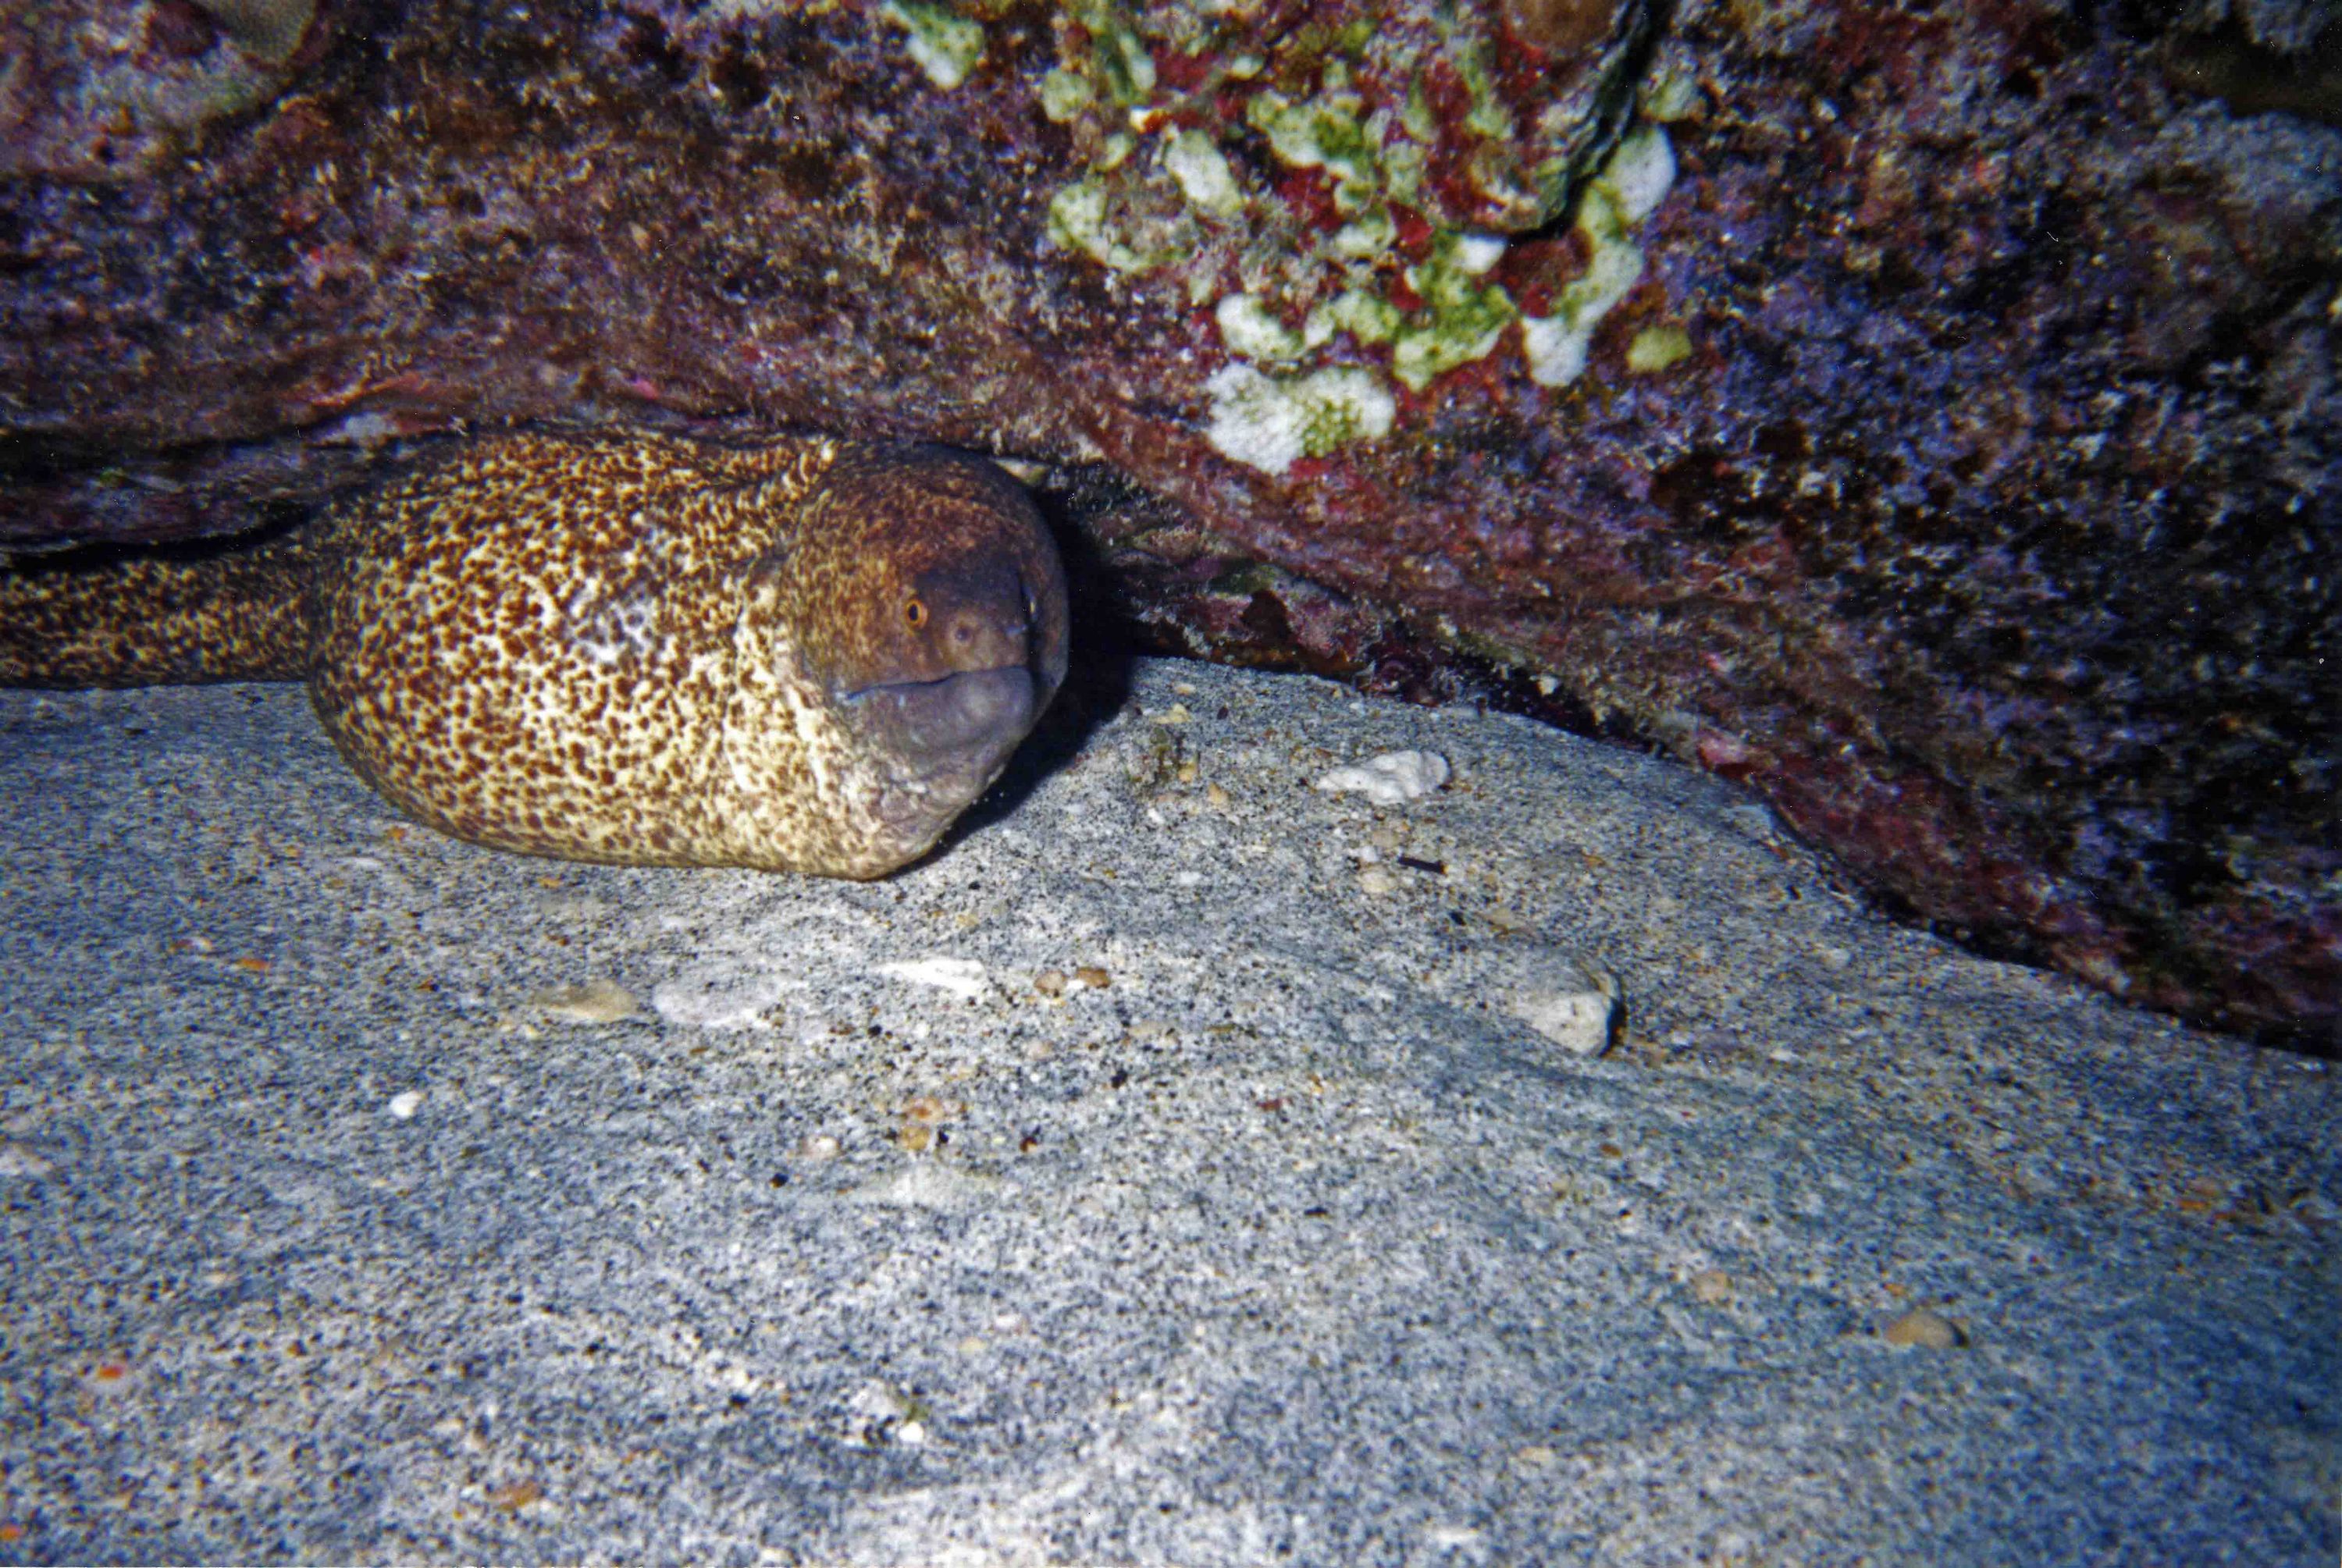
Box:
[836,663,1042,829]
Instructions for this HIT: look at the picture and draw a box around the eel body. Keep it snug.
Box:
[0,432,1070,878]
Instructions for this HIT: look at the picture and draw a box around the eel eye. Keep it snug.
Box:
[904,596,927,630]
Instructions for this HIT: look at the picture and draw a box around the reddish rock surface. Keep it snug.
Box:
[2,0,2336,1047]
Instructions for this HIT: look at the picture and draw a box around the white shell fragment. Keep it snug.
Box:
[1315,749,1450,805]
[1509,969,1621,1057]
[531,978,640,1023]
[875,956,991,1000]
[0,1142,56,1178]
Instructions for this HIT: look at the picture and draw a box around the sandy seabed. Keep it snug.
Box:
[1,659,2333,1565]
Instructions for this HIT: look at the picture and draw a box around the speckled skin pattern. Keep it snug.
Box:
[3,432,1070,878]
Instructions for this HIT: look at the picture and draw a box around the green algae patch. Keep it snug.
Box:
[1074,0,1157,105]
[1163,130,1245,219]
[1640,70,1703,123]
[1041,66,1096,123]
[1030,0,1673,446]
[1626,323,1692,374]
[1391,230,1517,392]
[1216,293,1315,363]
[881,0,986,89]
[1312,289,1402,347]
[1518,126,1677,388]
[1205,364,1397,476]
[1046,180,1159,272]
[1245,87,1382,211]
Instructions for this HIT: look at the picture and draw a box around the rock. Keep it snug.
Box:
[0,0,2333,1045]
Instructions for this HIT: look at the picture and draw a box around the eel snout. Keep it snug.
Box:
[838,652,1043,780]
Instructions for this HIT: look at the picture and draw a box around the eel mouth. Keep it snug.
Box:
[837,665,1040,781]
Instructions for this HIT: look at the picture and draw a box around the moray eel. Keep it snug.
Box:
[0,432,1070,878]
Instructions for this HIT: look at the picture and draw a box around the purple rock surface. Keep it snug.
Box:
[2,0,2335,1046]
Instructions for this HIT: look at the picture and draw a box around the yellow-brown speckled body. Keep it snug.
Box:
[2,430,1070,879]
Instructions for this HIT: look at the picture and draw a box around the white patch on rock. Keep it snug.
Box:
[1214,293,1309,362]
[1451,232,1508,273]
[1204,363,1396,475]
[1163,129,1244,219]
[1518,125,1673,388]
[881,0,985,89]
[1603,124,1678,223]
[1519,314,1596,389]
[1315,750,1450,805]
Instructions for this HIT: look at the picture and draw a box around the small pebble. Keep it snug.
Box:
[0,1142,55,1178]
[532,979,639,1024]
[488,1479,542,1513]
[902,1094,963,1125]
[387,1091,422,1121]
[1508,972,1620,1057]
[1882,1307,1963,1349]
[1358,866,1399,895]
[1033,969,1068,997]
[1689,1268,1732,1305]
[1316,750,1450,805]
[1074,965,1111,990]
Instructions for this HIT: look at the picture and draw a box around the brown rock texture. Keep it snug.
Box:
[2,0,2336,1047]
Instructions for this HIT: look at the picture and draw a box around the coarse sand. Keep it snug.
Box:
[1,660,2333,1564]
